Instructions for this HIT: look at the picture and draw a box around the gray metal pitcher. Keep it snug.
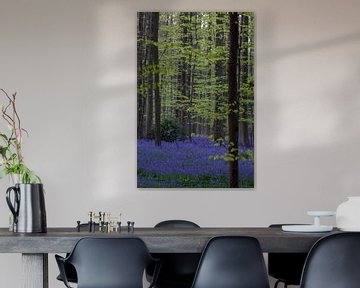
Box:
[6,183,47,233]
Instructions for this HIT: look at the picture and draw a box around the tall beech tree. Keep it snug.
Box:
[137,12,145,139]
[239,13,254,147]
[144,13,154,139]
[141,12,161,145]
[239,13,250,147]
[213,13,226,141]
[152,12,161,146]
[227,12,240,188]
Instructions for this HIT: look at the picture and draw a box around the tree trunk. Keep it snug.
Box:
[239,14,250,147]
[213,13,226,141]
[144,13,154,139]
[151,12,161,147]
[137,12,145,139]
[228,12,240,188]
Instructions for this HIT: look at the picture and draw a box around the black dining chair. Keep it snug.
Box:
[56,262,77,284]
[146,220,201,288]
[191,236,270,288]
[55,237,160,288]
[268,224,308,288]
[56,223,99,284]
[300,232,360,288]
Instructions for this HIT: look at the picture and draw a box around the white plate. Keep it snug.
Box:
[282,225,333,232]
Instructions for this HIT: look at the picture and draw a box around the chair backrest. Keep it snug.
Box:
[191,236,270,288]
[155,219,200,228]
[66,237,154,288]
[268,224,308,285]
[150,220,201,287]
[300,232,360,288]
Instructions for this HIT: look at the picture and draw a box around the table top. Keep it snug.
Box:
[0,227,340,254]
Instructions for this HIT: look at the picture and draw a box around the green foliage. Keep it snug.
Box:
[138,168,229,188]
[138,168,254,188]
[209,145,254,164]
[0,163,41,184]
[161,117,186,142]
[138,12,255,145]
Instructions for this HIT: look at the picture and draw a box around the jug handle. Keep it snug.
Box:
[6,186,20,224]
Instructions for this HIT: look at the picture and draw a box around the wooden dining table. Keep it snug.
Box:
[0,226,339,288]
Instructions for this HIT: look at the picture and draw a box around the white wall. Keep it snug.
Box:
[1,0,360,286]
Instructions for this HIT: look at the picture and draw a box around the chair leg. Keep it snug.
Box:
[274,280,289,288]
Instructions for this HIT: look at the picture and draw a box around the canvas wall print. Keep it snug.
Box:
[137,12,255,188]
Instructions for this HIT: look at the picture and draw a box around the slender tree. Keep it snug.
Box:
[239,13,250,147]
[144,13,154,139]
[213,13,226,141]
[137,12,145,139]
[228,12,240,188]
[151,12,161,146]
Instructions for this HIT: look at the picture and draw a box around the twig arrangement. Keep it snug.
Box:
[0,88,40,183]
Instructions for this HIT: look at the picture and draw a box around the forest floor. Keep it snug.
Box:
[137,136,254,188]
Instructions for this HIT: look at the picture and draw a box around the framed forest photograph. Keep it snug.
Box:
[137,12,255,188]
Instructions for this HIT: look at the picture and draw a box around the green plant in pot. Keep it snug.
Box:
[0,88,46,233]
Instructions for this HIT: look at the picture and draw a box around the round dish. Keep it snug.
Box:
[282,225,333,233]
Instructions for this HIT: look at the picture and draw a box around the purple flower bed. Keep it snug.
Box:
[137,136,254,188]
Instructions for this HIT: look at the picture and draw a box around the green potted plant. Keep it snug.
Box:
[0,88,40,183]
